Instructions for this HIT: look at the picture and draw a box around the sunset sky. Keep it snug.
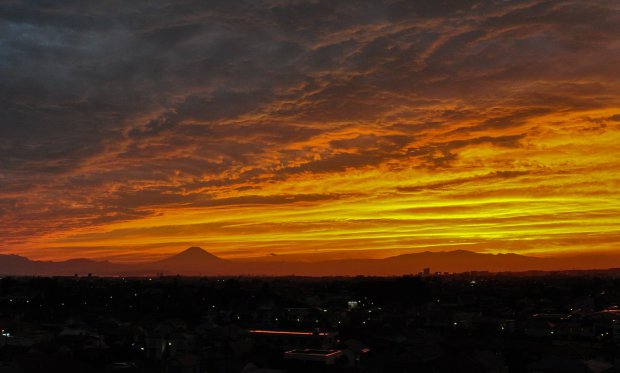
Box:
[1,0,619,263]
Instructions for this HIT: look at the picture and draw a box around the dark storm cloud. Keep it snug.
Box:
[1,0,619,246]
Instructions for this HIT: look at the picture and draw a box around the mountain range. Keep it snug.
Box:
[1,247,619,277]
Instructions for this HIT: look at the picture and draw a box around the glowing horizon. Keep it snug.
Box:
[1,1,619,267]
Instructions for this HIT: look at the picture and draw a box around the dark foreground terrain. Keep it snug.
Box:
[0,272,620,372]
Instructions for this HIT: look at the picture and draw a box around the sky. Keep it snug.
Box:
[1,0,619,264]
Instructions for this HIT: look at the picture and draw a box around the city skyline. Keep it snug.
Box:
[1,1,620,268]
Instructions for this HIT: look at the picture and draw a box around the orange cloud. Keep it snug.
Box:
[0,1,619,268]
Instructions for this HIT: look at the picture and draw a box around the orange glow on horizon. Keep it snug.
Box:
[1,1,619,271]
[4,108,620,266]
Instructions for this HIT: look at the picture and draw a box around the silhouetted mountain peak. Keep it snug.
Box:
[146,247,229,275]
[164,247,224,262]
[184,246,208,254]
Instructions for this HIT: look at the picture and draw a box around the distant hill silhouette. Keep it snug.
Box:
[0,247,619,277]
[0,254,128,276]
